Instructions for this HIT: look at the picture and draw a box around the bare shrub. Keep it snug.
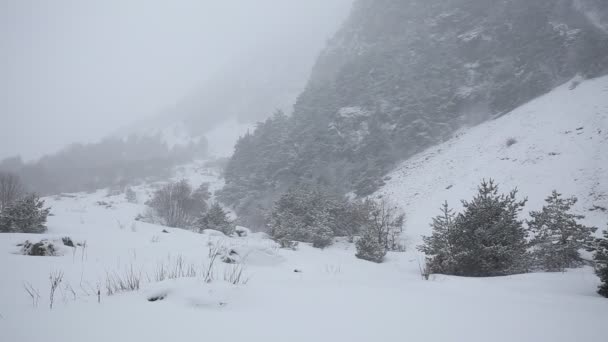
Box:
[155,254,198,281]
[105,265,142,296]
[23,282,41,308]
[64,282,77,301]
[154,262,168,282]
[146,180,208,229]
[223,264,249,285]
[202,242,223,283]
[80,240,88,261]
[49,271,64,310]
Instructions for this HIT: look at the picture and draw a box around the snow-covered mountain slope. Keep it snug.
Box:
[376,76,608,244]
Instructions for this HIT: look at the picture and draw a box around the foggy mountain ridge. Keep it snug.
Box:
[112,52,308,147]
[219,0,608,228]
[0,0,353,195]
[0,0,353,161]
[112,3,356,152]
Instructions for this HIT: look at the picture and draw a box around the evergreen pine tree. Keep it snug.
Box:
[452,180,528,276]
[268,185,337,248]
[310,210,334,248]
[418,201,457,274]
[594,226,608,298]
[420,180,528,276]
[197,202,234,235]
[355,229,387,263]
[528,191,597,271]
[0,194,50,233]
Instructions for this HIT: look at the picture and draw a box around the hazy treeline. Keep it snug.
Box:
[0,135,207,195]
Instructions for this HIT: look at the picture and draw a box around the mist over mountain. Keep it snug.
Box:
[220,0,608,228]
[0,0,352,161]
[1,0,352,195]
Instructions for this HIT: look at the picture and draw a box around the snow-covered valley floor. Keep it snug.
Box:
[2,76,608,341]
[1,189,606,342]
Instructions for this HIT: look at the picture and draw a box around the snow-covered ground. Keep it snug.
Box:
[1,78,608,341]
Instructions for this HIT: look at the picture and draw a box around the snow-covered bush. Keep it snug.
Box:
[223,264,249,285]
[419,179,528,277]
[105,265,142,296]
[197,202,234,235]
[0,194,50,233]
[354,199,405,263]
[18,237,77,256]
[528,191,597,272]
[19,240,58,256]
[355,230,387,263]
[145,180,209,229]
[594,227,608,298]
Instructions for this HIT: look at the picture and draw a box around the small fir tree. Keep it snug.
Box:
[356,230,387,263]
[418,201,457,274]
[197,202,234,235]
[528,191,597,271]
[0,194,50,233]
[269,185,338,248]
[419,179,528,276]
[594,227,608,298]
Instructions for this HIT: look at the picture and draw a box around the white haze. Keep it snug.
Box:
[0,0,353,160]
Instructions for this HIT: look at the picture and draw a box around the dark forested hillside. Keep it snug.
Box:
[220,0,608,228]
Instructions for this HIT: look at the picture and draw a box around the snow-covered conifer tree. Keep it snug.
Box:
[594,227,608,298]
[528,191,597,271]
[0,194,50,233]
[197,202,234,235]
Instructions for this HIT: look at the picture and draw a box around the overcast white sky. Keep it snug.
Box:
[0,0,352,161]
